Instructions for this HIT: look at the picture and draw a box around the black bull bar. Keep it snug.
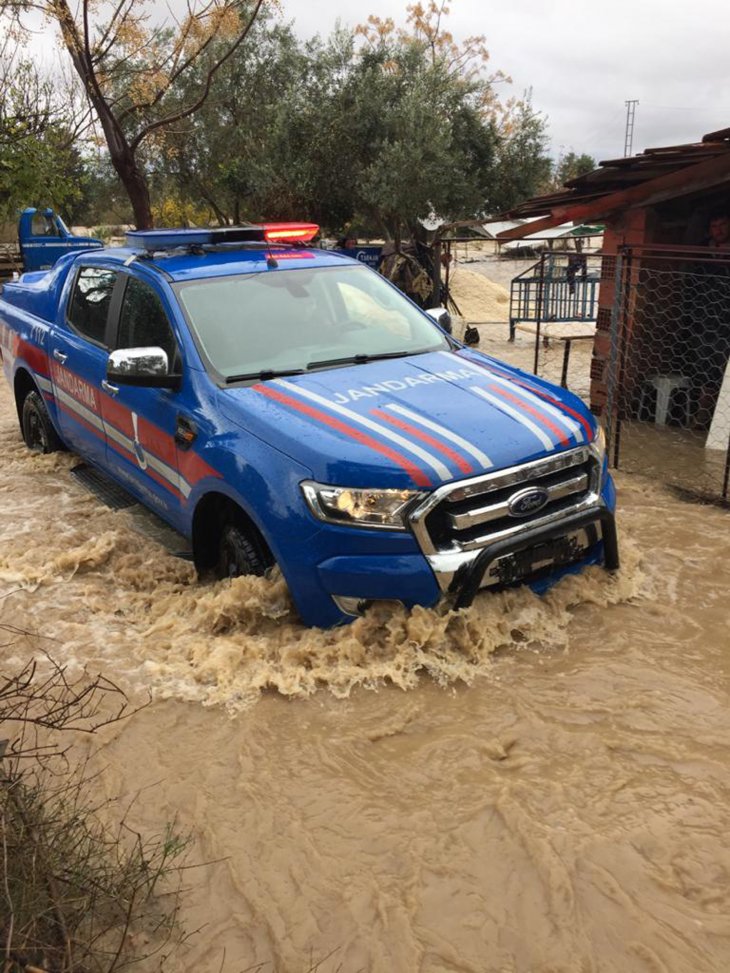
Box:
[452,506,620,610]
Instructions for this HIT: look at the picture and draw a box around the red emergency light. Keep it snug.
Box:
[263,222,319,243]
[127,222,320,251]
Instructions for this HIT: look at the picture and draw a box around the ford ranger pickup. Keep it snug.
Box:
[0,223,618,627]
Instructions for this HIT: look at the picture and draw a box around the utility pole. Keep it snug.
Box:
[624,100,639,157]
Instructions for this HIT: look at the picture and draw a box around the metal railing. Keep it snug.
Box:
[509,252,601,341]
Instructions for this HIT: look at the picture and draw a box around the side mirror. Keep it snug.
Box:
[107,347,180,389]
[425,306,452,335]
[463,325,480,346]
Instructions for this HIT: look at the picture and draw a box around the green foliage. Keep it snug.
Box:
[1,2,558,232]
[336,43,498,238]
[0,59,87,221]
[553,150,597,189]
[157,7,507,237]
[487,93,553,213]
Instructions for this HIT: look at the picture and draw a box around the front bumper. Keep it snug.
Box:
[449,504,618,609]
[313,501,617,621]
[301,457,618,626]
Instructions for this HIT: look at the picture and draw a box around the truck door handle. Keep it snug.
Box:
[101,379,119,396]
[53,349,68,364]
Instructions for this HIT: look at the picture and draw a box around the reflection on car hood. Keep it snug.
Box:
[220,349,596,489]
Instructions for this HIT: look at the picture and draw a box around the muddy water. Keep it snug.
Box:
[1,378,730,972]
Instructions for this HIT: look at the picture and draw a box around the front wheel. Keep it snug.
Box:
[216,523,270,579]
[21,390,63,453]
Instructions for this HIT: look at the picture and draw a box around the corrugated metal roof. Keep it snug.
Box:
[480,218,541,238]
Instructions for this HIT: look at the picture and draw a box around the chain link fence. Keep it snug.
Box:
[606,246,730,504]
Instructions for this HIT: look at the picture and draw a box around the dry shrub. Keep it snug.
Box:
[0,649,190,972]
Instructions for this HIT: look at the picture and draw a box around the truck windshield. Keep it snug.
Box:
[175,264,450,381]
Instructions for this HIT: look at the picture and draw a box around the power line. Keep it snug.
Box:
[644,104,730,112]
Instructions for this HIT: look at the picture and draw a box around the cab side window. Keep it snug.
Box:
[117,277,179,366]
[67,267,117,345]
[32,213,60,237]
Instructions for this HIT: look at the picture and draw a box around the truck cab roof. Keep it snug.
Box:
[98,244,353,282]
[109,223,344,282]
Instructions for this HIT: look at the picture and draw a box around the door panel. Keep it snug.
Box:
[100,274,186,529]
[50,266,117,466]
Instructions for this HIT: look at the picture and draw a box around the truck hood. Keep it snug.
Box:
[219,349,596,490]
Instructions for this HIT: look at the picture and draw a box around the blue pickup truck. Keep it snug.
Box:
[17,207,103,273]
[0,223,618,627]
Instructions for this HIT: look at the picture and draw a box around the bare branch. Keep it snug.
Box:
[132,0,267,152]
[91,0,135,65]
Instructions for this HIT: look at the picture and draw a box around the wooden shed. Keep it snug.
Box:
[497,128,730,420]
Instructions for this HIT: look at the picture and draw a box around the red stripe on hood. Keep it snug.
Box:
[489,384,571,447]
[514,384,593,440]
[372,408,473,475]
[466,355,593,440]
[254,384,432,488]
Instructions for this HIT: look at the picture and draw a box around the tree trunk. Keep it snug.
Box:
[110,149,154,229]
[53,0,154,229]
[393,220,401,252]
[199,189,229,227]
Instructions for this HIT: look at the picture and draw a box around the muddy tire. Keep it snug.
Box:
[215,523,269,579]
[21,390,63,454]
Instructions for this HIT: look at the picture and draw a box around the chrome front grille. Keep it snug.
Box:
[408,446,601,557]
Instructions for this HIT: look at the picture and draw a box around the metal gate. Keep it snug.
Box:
[606,245,730,504]
[509,252,601,340]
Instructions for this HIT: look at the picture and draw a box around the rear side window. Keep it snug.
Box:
[68,267,117,345]
[116,276,178,364]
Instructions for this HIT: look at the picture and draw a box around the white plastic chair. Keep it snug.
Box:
[638,374,691,426]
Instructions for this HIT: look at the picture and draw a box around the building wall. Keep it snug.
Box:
[589,208,649,417]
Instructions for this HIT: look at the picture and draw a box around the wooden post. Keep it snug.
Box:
[431,237,442,308]
[533,251,546,375]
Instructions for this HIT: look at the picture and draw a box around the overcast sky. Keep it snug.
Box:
[280,0,730,162]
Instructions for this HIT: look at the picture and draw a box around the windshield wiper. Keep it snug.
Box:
[224,368,305,384]
[307,349,430,370]
[225,347,435,382]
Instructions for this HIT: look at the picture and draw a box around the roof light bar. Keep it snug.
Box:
[126,222,320,251]
[263,222,319,243]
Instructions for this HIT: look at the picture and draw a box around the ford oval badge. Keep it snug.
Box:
[507,486,550,518]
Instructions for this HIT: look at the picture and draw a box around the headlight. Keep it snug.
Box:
[592,424,607,463]
[301,481,424,530]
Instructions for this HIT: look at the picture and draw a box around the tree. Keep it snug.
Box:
[0,42,90,219]
[337,2,502,239]
[156,12,499,238]
[3,0,271,228]
[351,3,553,226]
[156,11,311,226]
[149,1,552,233]
[553,150,597,189]
[488,92,553,212]
[341,44,497,242]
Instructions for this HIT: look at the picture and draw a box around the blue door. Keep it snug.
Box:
[100,273,187,530]
[49,265,118,468]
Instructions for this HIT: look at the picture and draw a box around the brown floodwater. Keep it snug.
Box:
[1,378,729,972]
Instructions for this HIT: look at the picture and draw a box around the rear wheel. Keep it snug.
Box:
[215,522,270,579]
[21,390,62,453]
